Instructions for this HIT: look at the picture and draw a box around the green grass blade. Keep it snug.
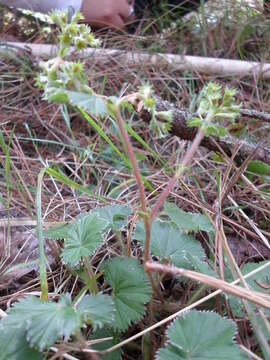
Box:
[36,168,48,301]
[78,108,130,166]
[45,167,109,203]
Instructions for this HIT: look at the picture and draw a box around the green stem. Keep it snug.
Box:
[36,168,49,301]
[84,257,98,294]
[114,107,151,263]
[114,229,126,256]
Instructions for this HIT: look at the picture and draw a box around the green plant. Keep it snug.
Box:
[1,9,269,360]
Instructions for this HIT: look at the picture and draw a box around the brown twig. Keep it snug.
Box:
[138,96,270,165]
[146,261,270,310]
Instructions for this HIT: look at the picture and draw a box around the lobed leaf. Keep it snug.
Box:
[91,204,131,230]
[61,213,108,266]
[103,257,152,331]
[133,219,206,270]
[1,295,83,351]
[77,294,115,330]
[43,222,71,240]
[156,310,247,360]
[164,202,214,233]
[65,91,108,117]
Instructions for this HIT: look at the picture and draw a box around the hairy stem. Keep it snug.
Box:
[114,107,151,262]
[84,257,98,294]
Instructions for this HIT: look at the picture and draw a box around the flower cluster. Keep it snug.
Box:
[37,11,99,102]
[50,10,101,57]
[138,84,173,138]
[188,82,241,136]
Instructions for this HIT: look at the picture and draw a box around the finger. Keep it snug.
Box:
[109,14,125,29]
[118,0,132,20]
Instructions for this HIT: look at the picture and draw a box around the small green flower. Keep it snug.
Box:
[59,33,72,46]
[74,36,87,50]
[139,84,153,99]
[187,82,241,137]
[66,24,78,36]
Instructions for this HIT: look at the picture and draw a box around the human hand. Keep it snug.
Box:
[80,0,135,28]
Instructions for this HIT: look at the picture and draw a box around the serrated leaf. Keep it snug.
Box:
[164,202,214,233]
[91,204,131,230]
[103,257,151,331]
[185,253,216,277]
[2,295,83,351]
[61,213,108,266]
[77,294,115,330]
[65,91,108,117]
[43,222,71,240]
[0,323,43,360]
[156,310,247,360]
[133,220,205,270]
[228,261,270,317]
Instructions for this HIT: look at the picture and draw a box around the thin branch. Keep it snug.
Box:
[146,261,270,310]
[2,41,270,79]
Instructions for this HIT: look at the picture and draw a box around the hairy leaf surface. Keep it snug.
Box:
[164,202,214,233]
[156,311,247,360]
[103,257,151,331]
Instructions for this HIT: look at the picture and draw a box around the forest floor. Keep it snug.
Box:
[0,0,270,359]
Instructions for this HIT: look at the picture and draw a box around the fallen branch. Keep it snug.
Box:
[139,96,270,164]
[1,41,270,79]
[1,42,269,163]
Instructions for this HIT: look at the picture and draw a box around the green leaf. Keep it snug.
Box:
[103,257,152,331]
[241,261,270,293]
[77,294,115,330]
[187,117,202,128]
[49,90,69,103]
[156,311,247,360]
[61,213,108,266]
[43,222,71,240]
[90,329,121,360]
[91,204,131,230]
[229,261,270,317]
[2,295,83,351]
[164,202,214,233]
[65,91,108,117]
[0,323,43,360]
[133,219,206,270]
[204,124,227,137]
[247,160,270,176]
